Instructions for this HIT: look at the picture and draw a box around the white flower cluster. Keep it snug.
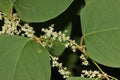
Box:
[40,25,77,52]
[0,13,20,35]
[81,70,108,79]
[50,55,70,78]
[0,12,34,38]
[79,54,89,66]
[21,24,35,38]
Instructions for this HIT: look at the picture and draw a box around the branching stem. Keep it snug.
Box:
[79,35,118,80]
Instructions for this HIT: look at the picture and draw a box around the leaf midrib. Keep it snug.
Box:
[8,0,17,4]
[84,26,120,38]
[11,39,30,80]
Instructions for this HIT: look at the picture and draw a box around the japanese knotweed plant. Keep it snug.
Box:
[0,0,120,80]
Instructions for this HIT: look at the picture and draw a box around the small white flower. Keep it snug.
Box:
[81,74,84,77]
[81,70,108,79]
[40,26,78,53]
[82,60,89,66]
[50,55,70,79]
[0,16,19,35]
[64,30,67,33]
[71,46,77,52]
[52,32,58,40]
[21,24,35,38]
[58,31,62,35]
[80,54,89,66]
[41,28,45,31]
[65,43,69,48]
[80,54,86,60]
[103,73,108,77]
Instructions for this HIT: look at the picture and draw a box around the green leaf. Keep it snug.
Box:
[0,0,12,18]
[85,0,90,4]
[80,0,120,67]
[9,0,16,4]
[67,77,100,80]
[13,0,73,22]
[47,22,72,56]
[0,0,16,18]
[0,35,51,80]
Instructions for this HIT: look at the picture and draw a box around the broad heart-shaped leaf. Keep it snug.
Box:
[13,0,73,22]
[0,35,51,80]
[80,0,120,67]
[67,77,100,80]
[47,22,72,56]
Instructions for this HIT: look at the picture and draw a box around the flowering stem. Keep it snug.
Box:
[41,38,66,46]
[108,75,118,80]
[92,60,118,80]
[92,60,104,74]
[79,36,118,80]
[74,43,88,57]
[77,35,88,57]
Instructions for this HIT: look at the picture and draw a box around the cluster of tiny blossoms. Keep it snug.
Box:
[0,13,20,35]
[0,12,34,38]
[79,54,89,66]
[81,70,108,79]
[20,24,35,38]
[40,25,77,52]
[50,55,71,78]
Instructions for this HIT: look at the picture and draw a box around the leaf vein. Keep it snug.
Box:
[11,39,30,80]
[84,26,120,38]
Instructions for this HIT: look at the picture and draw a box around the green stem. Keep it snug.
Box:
[79,35,118,80]
[80,35,85,46]
[41,38,66,46]
[93,60,118,80]
[10,4,13,20]
[108,75,118,80]
[92,60,104,74]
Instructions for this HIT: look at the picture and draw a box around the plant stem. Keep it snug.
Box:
[92,60,104,74]
[80,35,85,46]
[108,75,118,80]
[92,60,118,80]
[78,46,88,56]
[10,4,13,20]
[92,60,109,80]
[79,35,118,80]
